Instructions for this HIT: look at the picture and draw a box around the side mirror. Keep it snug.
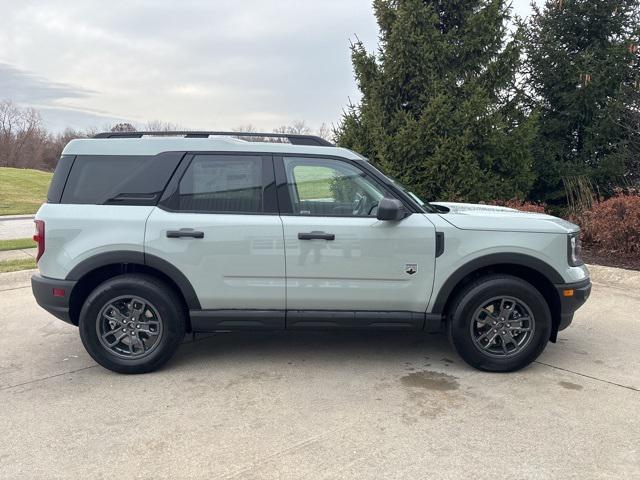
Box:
[376,197,407,221]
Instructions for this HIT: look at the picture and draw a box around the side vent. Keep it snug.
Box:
[435,232,445,258]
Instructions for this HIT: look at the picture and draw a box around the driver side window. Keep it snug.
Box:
[283,157,385,216]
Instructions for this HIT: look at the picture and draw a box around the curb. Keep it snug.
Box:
[0,268,36,291]
[0,248,37,262]
[586,263,640,292]
[0,215,35,221]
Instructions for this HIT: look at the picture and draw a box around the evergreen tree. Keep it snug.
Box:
[336,0,536,202]
[523,0,640,203]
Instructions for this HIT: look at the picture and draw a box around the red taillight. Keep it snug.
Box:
[33,220,45,262]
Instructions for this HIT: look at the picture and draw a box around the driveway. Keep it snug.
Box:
[0,215,35,240]
[0,266,638,479]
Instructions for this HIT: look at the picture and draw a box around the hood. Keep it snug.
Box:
[431,202,579,234]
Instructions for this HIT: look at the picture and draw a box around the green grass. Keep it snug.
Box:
[293,166,334,200]
[0,258,36,273]
[0,237,35,251]
[0,167,52,215]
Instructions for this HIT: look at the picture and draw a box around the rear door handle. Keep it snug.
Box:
[167,228,205,239]
[298,231,335,241]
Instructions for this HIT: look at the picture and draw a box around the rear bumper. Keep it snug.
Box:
[31,274,77,325]
[554,278,592,331]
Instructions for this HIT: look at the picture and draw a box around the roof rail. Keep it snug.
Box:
[92,131,334,147]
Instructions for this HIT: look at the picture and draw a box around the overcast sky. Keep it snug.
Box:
[0,0,537,133]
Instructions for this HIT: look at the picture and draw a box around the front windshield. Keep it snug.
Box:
[387,177,436,213]
[403,186,426,207]
[359,158,437,212]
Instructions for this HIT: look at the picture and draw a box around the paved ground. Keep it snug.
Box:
[0,215,35,241]
[0,247,36,262]
[0,266,638,479]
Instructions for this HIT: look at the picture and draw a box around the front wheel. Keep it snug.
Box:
[79,274,186,374]
[447,275,551,372]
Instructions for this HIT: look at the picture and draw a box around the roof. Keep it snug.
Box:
[62,133,363,160]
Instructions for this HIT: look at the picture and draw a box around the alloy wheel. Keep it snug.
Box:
[470,296,536,358]
[96,295,163,359]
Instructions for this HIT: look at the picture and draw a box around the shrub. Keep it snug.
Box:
[578,193,640,255]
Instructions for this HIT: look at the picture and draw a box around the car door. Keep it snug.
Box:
[276,155,437,329]
[145,153,286,328]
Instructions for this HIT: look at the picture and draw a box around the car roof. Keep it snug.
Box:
[62,135,363,160]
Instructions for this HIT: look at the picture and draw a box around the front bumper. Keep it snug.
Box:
[31,274,77,325]
[554,278,592,331]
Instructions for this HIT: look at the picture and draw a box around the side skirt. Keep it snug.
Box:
[189,310,444,333]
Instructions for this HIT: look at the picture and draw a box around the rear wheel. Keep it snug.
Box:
[79,274,186,374]
[447,275,551,372]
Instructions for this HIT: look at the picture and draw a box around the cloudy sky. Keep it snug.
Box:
[0,0,537,133]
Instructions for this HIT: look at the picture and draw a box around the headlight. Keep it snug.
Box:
[568,232,583,266]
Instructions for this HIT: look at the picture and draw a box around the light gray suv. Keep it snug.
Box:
[31,131,591,374]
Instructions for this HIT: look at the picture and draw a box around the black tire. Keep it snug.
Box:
[79,274,186,374]
[447,274,551,372]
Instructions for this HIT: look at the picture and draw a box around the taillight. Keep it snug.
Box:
[33,220,45,262]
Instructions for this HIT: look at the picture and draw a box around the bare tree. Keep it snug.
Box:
[0,100,47,169]
[110,122,136,132]
[143,120,182,132]
[273,120,311,135]
[232,124,258,133]
[317,122,334,143]
[231,124,272,142]
[0,104,339,172]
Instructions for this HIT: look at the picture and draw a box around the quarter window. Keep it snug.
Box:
[283,157,385,216]
[178,155,263,213]
[60,153,181,205]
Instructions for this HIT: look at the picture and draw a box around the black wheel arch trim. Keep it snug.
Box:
[65,250,201,310]
[144,253,201,309]
[66,251,144,280]
[431,253,565,314]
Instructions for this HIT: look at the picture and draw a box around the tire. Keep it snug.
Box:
[447,274,551,372]
[79,274,186,374]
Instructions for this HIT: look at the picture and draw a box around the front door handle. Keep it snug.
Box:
[298,231,335,241]
[167,228,205,239]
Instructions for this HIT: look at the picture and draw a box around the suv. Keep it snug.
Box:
[31,131,591,374]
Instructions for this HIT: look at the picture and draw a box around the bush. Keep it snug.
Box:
[578,193,640,255]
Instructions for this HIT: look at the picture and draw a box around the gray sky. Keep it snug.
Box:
[0,0,537,133]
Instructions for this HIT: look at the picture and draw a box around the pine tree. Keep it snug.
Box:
[523,0,640,203]
[336,0,536,202]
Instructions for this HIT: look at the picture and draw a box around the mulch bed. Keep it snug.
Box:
[582,248,640,272]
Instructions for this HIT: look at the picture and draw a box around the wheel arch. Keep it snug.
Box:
[432,253,563,341]
[66,251,200,330]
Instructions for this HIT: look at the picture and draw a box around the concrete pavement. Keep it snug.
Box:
[0,215,35,240]
[0,247,36,262]
[0,267,638,479]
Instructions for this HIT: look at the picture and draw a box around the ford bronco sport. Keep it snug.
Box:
[31,131,591,374]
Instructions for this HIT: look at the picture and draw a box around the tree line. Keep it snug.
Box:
[336,0,640,208]
[0,102,332,172]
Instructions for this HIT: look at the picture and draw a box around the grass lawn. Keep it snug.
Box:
[293,165,334,200]
[0,258,36,273]
[0,237,36,251]
[0,167,52,215]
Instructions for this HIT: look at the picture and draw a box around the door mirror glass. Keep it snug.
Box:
[376,197,407,221]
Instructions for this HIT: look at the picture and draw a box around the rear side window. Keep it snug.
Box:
[47,155,76,203]
[177,155,263,213]
[60,153,183,205]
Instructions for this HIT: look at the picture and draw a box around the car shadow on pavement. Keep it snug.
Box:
[166,330,457,371]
